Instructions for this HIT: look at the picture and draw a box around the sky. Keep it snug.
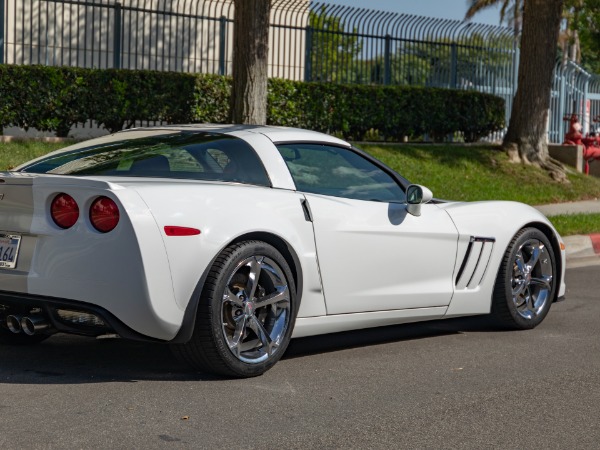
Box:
[321,0,503,26]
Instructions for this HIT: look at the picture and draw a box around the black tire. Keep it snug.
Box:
[0,327,50,345]
[172,241,297,378]
[491,227,557,329]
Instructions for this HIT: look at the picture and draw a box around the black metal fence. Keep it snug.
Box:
[1,1,516,80]
[2,0,521,134]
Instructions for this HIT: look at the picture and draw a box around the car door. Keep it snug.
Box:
[277,143,459,315]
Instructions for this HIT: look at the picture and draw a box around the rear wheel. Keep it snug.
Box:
[491,228,556,329]
[172,241,297,378]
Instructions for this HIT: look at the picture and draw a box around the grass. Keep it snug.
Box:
[358,143,600,205]
[547,213,600,237]
[0,140,74,170]
[2,140,600,235]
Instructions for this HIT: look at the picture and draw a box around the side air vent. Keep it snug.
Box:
[455,236,495,290]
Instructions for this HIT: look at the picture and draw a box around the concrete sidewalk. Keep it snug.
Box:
[533,199,600,267]
[534,199,600,216]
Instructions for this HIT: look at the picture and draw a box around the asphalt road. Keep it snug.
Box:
[1,266,599,449]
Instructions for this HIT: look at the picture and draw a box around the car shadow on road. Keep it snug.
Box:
[285,314,503,359]
[0,315,503,384]
[0,335,213,384]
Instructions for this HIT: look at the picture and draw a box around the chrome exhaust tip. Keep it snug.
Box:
[21,315,49,336]
[6,315,23,333]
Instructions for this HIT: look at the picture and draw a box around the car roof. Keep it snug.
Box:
[121,124,351,147]
[13,125,352,172]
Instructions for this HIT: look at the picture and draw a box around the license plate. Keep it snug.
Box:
[0,233,21,269]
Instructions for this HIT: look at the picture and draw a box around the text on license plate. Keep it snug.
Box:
[0,233,21,269]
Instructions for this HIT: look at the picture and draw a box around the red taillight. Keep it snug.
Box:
[90,196,120,233]
[51,193,79,229]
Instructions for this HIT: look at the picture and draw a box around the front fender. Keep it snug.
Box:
[438,201,566,317]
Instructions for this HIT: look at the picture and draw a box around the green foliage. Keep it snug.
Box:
[358,143,600,205]
[390,33,514,90]
[0,65,89,137]
[0,65,504,142]
[567,0,600,73]
[0,140,74,170]
[85,69,197,133]
[308,8,363,83]
[0,65,197,135]
[192,74,231,123]
[267,83,505,142]
[548,213,600,236]
[307,6,514,91]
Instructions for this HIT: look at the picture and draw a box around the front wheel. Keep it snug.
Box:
[172,241,297,378]
[491,228,557,329]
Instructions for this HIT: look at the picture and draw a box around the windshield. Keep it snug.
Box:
[19,131,271,187]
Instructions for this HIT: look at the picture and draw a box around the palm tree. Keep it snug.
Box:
[561,0,584,64]
[467,0,568,181]
[502,0,566,181]
[466,0,584,63]
[465,0,523,42]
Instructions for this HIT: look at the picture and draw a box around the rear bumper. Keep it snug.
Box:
[0,290,164,342]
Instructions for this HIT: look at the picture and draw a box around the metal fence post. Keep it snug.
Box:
[218,16,226,76]
[512,45,519,98]
[450,43,458,89]
[0,0,4,64]
[304,26,312,82]
[113,2,122,69]
[584,77,590,134]
[558,67,567,141]
[384,34,391,85]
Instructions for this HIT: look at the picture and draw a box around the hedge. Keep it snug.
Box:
[0,65,505,141]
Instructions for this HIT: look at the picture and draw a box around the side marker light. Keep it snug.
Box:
[164,226,201,236]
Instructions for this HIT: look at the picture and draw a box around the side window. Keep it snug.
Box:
[277,144,405,202]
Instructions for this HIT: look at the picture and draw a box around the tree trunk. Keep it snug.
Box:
[230,0,271,125]
[502,0,567,182]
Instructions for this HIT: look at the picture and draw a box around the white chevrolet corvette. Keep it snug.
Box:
[0,125,566,377]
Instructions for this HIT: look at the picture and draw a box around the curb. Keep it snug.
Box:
[563,234,600,260]
[592,234,600,254]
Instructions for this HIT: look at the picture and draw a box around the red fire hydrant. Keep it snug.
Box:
[563,114,600,175]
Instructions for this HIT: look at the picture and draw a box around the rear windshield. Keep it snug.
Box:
[19,131,271,187]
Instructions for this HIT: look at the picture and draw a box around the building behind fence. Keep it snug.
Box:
[1,0,599,142]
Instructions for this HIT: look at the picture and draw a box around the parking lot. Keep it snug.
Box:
[0,265,599,449]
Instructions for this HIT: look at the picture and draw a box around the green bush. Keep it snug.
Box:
[0,65,90,137]
[268,82,505,142]
[85,69,197,133]
[192,74,231,123]
[0,65,505,141]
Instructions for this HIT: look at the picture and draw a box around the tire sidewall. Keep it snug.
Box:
[501,228,557,329]
[207,241,297,377]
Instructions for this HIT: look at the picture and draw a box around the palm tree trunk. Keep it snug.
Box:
[230,0,271,125]
[502,0,566,181]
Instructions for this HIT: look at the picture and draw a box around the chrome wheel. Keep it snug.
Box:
[492,227,557,330]
[511,238,553,320]
[221,255,291,364]
[173,240,297,377]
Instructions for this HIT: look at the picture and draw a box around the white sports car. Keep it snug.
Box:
[0,125,566,377]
